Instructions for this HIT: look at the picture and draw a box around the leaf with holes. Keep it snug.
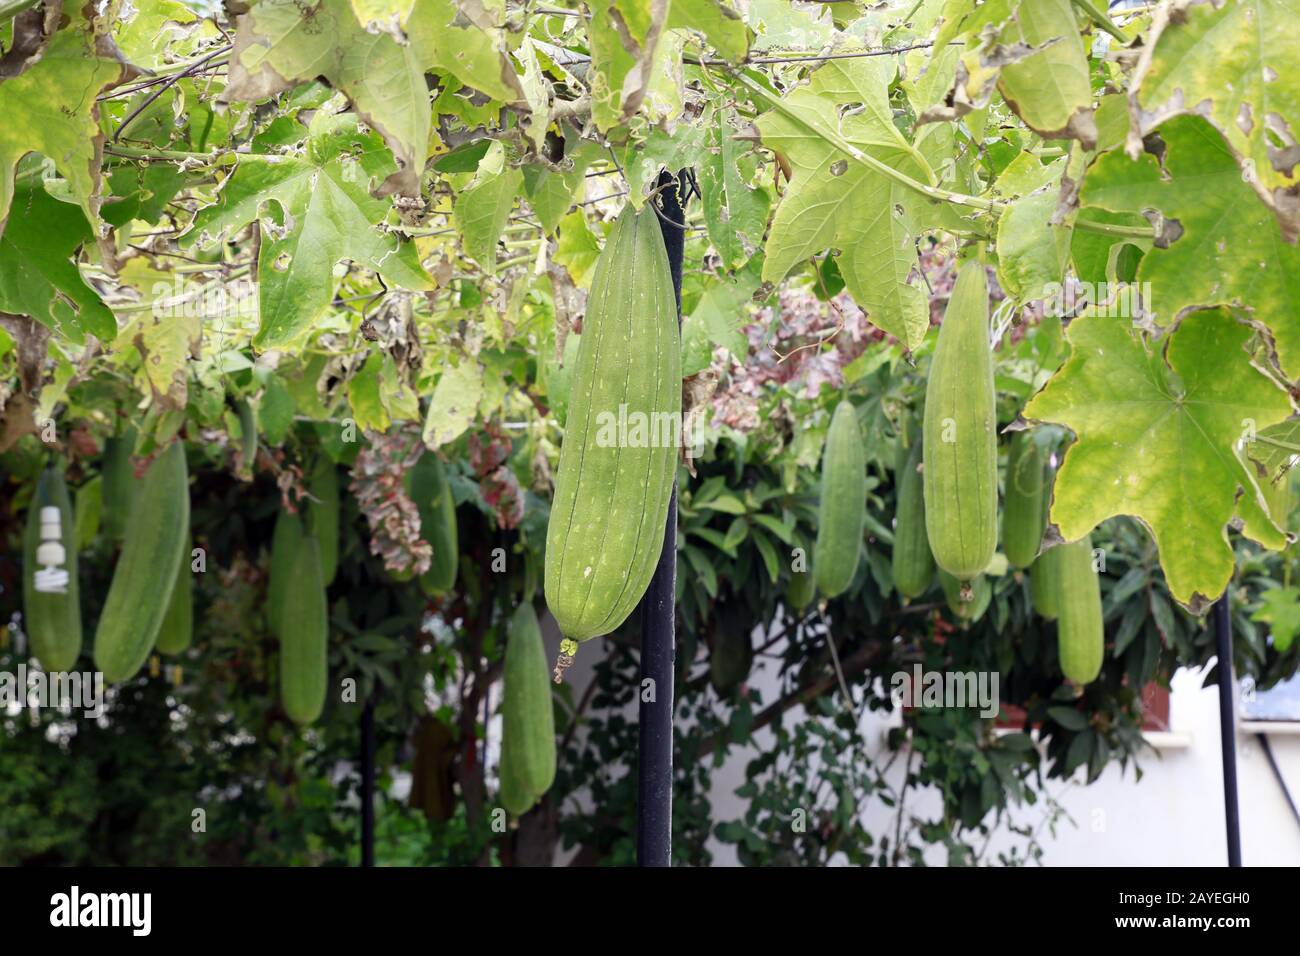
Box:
[183,113,431,350]
[1082,115,1300,382]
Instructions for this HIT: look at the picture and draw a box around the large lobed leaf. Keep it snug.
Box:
[1025,307,1292,608]
[183,113,432,350]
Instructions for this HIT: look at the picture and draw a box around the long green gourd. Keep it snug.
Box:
[923,260,997,581]
[1056,534,1104,685]
[279,536,328,725]
[892,433,935,600]
[544,205,680,642]
[22,467,82,671]
[412,453,458,594]
[1003,429,1048,569]
[267,510,303,636]
[155,533,193,655]
[100,426,136,542]
[307,458,340,587]
[499,603,555,815]
[93,442,189,683]
[814,400,867,598]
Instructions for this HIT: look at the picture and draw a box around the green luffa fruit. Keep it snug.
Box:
[544,205,680,642]
[307,458,340,587]
[814,400,866,598]
[892,435,935,601]
[1056,535,1104,685]
[499,603,556,815]
[1031,544,1062,620]
[279,536,328,725]
[155,534,193,655]
[412,453,458,595]
[923,260,997,581]
[93,442,189,683]
[267,510,303,636]
[1003,429,1048,569]
[939,569,992,623]
[100,426,137,542]
[22,467,82,671]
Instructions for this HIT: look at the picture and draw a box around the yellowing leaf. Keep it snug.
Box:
[1131,0,1300,239]
[423,358,484,448]
[0,21,127,235]
[1025,308,1292,608]
[183,113,432,350]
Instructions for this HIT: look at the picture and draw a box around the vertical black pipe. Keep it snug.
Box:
[360,693,376,867]
[1213,595,1242,867]
[636,171,686,868]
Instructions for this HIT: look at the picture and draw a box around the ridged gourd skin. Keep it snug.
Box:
[236,399,257,480]
[1031,544,1062,620]
[1003,430,1048,569]
[1056,534,1104,685]
[307,459,340,587]
[499,603,556,815]
[93,442,190,683]
[100,427,136,542]
[923,260,997,581]
[939,569,992,622]
[279,536,328,725]
[891,436,935,600]
[155,534,193,654]
[267,510,303,636]
[412,454,458,594]
[814,400,866,598]
[22,468,82,671]
[544,205,681,641]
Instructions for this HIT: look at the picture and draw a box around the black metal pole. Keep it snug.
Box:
[360,692,375,867]
[1213,595,1242,867]
[636,171,687,867]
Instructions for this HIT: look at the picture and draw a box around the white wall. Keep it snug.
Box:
[487,613,1300,866]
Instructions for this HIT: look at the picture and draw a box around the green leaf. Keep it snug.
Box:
[1251,586,1300,652]
[700,107,770,269]
[722,517,749,550]
[114,302,201,412]
[454,141,523,271]
[348,351,391,432]
[0,179,114,343]
[1131,0,1300,237]
[751,528,780,583]
[184,113,432,350]
[1047,705,1088,731]
[1025,308,1292,607]
[349,0,416,31]
[587,0,671,132]
[1082,116,1300,382]
[668,0,748,62]
[755,58,934,350]
[995,0,1096,147]
[258,375,297,446]
[422,357,483,448]
[0,18,126,234]
[553,210,601,288]
[994,156,1070,303]
[227,0,429,197]
[681,257,761,372]
[698,493,747,515]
